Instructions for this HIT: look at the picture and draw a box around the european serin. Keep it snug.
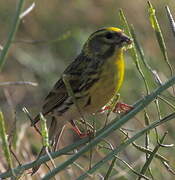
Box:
[33,27,132,144]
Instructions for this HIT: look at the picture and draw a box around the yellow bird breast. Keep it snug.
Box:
[87,49,125,113]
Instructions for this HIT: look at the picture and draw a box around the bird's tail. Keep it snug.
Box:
[48,117,66,150]
[32,117,65,174]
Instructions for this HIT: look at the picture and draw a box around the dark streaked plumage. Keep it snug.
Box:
[33,27,132,145]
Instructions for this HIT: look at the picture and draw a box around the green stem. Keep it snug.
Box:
[0,0,25,71]
[165,6,175,38]
[77,114,175,180]
[148,1,174,77]
[0,138,87,179]
[137,132,168,180]
[0,111,14,175]
[119,9,150,94]
[104,156,117,180]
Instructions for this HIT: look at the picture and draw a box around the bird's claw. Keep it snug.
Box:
[100,102,133,114]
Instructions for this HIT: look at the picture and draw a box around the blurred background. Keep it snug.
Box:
[0,0,175,179]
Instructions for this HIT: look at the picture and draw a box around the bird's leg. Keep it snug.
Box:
[100,102,133,114]
[70,120,91,138]
[99,93,133,113]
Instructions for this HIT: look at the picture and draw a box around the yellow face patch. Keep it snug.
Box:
[106,27,123,33]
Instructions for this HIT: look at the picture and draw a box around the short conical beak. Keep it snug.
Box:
[121,34,132,45]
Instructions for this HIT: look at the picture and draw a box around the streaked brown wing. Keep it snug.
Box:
[42,78,67,115]
[33,77,82,125]
[42,53,100,115]
[33,53,94,125]
[42,55,90,113]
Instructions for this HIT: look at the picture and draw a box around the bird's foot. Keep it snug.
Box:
[70,120,92,138]
[112,102,133,113]
[100,102,133,114]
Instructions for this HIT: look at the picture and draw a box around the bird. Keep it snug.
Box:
[33,27,132,148]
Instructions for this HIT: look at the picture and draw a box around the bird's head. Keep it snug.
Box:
[83,27,132,58]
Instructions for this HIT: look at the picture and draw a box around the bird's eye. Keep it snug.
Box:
[105,32,113,39]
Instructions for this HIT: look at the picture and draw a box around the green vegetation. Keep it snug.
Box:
[0,0,175,179]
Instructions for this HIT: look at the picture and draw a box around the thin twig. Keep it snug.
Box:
[137,132,168,180]
[19,2,35,19]
[0,81,38,87]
